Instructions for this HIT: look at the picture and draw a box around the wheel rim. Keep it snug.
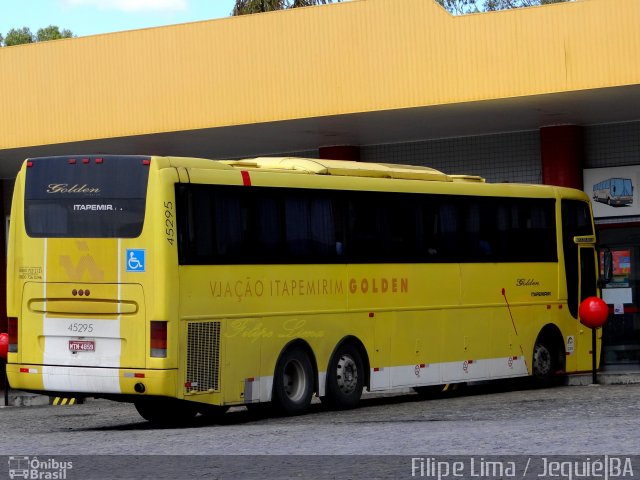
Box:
[283,359,307,402]
[534,344,552,376]
[335,354,358,395]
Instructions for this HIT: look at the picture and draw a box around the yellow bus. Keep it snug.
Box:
[6,155,599,423]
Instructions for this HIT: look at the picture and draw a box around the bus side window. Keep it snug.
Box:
[437,202,460,261]
[284,193,336,259]
[255,194,283,259]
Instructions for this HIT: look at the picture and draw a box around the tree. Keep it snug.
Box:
[4,27,34,47]
[36,25,74,42]
[436,0,570,15]
[232,0,342,16]
[2,25,74,47]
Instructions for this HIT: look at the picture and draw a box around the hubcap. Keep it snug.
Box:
[534,344,552,376]
[336,354,358,395]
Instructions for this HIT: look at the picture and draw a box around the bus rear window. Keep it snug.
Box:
[24,156,150,238]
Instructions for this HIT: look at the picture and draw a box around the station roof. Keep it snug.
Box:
[1,0,639,178]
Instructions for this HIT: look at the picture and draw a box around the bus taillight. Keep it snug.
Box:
[150,321,167,358]
[7,317,18,353]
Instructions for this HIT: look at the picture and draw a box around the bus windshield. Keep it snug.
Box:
[611,178,633,196]
[24,155,150,238]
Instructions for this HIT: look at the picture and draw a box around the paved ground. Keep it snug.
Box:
[1,381,639,455]
[1,382,639,478]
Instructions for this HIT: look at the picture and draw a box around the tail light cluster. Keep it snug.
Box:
[150,321,167,358]
[8,317,18,353]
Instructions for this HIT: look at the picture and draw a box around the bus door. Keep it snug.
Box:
[577,242,598,306]
[561,200,597,319]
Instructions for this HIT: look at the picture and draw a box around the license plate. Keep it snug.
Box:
[69,340,95,352]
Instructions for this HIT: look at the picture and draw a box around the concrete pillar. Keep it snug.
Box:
[540,125,584,189]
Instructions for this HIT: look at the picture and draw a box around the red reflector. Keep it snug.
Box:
[68,159,77,164]
[143,159,151,166]
[20,368,29,373]
[374,367,380,372]
[82,158,90,164]
[241,170,252,186]
[150,321,167,358]
[95,158,103,164]
[368,312,374,318]
[8,317,18,353]
[134,373,145,378]
[27,161,33,167]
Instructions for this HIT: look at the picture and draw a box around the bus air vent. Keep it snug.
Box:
[186,322,221,392]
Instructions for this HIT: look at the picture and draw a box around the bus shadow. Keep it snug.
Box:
[84,377,540,432]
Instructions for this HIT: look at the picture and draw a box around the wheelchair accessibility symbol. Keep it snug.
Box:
[126,249,146,272]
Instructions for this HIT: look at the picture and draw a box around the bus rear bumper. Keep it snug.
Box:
[6,364,178,398]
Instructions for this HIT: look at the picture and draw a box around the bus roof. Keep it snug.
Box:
[224,157,485,183]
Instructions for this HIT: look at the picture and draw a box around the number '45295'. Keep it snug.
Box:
[164,201,175,246]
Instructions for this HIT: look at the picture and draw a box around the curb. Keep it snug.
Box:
[566,371,640,386]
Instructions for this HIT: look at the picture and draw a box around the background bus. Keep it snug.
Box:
[5,155,599,423]
[592,177,634,207]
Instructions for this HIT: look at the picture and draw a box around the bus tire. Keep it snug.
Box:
[134,398,198,425]
[532,338,558,387]
[324,343,364,410]
[272,347,314,416]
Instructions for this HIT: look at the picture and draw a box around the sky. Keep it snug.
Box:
[0,0,239,39]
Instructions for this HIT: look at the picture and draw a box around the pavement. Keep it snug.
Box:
[1,369,639,407]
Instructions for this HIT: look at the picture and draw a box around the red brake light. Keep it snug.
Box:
[8,317,18,353]
[26,161,33,168]
[82,158,90,164]
[68,159,77,164]
[95,158,103,164]
[150,321,167,358]
[143,159,151,166]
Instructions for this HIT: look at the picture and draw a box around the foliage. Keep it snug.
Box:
[232,0,342,15]
[3,27,34,47]
[36,25,74,42]
[2,25,74,47]
[435,0,570,15]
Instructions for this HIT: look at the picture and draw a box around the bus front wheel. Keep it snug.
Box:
[272,347,314,415]
[324,343,364,409]
[532,339,558,386]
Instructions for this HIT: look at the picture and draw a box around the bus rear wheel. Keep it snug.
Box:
[134,398,198,425]
[272,347,314,415]
[324,343,364,409]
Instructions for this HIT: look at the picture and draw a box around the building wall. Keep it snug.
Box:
[2,0,640,153]
[585,121,640,169]
[362,131,541,184]
[359,121,640,188]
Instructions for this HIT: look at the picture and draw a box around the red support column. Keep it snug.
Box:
[540,125,584,189]
[318,145,361,162]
